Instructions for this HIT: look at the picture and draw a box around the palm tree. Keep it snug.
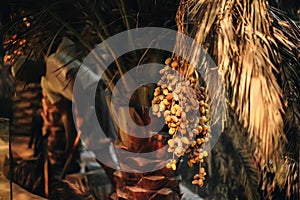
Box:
[1,0,299,199]
[2,0,183,199]
[173,0,299,199]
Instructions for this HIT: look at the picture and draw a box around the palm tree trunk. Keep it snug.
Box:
[41,95,80,196]
[110,106,181,200]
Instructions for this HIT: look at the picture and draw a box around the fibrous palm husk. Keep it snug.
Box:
[111,169,181,200]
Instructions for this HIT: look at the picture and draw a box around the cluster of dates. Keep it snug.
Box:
[152,57,210,187]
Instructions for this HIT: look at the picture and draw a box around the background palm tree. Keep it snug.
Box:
[1,0,183,199]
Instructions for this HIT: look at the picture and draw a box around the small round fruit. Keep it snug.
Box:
[171,163,177,171]
[166,163,172,169]
[200,167,205,174]
[171,61,179,68]
[198,179,204,187]
[168,128,176,135]
[193,174,200,179]
[165,58,172,65]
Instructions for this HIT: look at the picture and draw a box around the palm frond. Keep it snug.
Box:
[211,125,260,199]
[274,157,299,199]
[266,8,300,199]
[269,0,300,22]
[175,1,299,198]
[225,109,260,200]
[202,107,260,200]
[182,0,289,169]
[269,7,300,157]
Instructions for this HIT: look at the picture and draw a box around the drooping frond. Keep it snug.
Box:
[269,7,300,157]
[174,0,227,136]
[274,157,299,199]
[180,0,290,169]
[225,110,260,200]
[211,109,260,200]
[267,7,300,199]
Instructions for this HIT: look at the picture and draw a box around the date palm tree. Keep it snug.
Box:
[1,0,299,199]
[174,0,299,199]
[1,0,182,199]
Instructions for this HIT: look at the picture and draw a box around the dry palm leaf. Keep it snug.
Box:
[178,0,290,170]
